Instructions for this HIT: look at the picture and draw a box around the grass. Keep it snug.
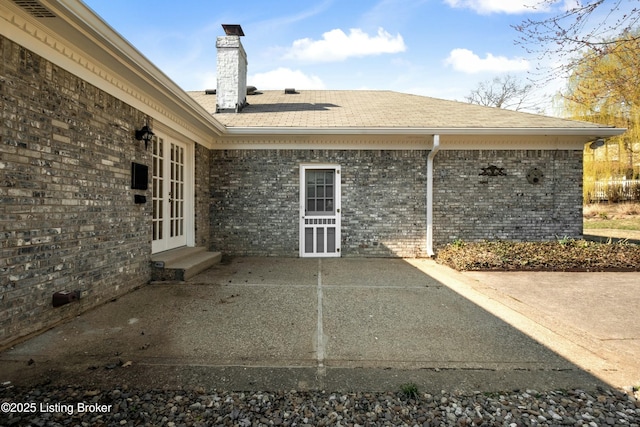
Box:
[584,203,640,231]
[399,383,419,399]
[584,218,640,230]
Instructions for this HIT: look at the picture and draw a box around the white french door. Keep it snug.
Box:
[300,165,341,257]
[152,134,189,253]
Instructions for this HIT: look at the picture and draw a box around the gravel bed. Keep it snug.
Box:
[1,384,639,426]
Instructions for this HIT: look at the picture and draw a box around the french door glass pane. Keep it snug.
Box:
[152,137,164,242]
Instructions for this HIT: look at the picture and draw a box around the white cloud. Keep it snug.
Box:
[249,68,326,90]
[443,0,547,14]
[284,28,406,62]
[444,48,530,73]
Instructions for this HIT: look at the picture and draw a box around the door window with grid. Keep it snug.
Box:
[306,170,335,215]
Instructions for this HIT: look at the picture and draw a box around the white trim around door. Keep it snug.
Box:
[299,164,342,257]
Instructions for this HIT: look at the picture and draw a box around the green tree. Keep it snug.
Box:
[561,32,640,201]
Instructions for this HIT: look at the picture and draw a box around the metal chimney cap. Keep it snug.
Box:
[222,24,245,36]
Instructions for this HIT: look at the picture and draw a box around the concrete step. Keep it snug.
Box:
[151,247,222,281]
[152,246,207,267]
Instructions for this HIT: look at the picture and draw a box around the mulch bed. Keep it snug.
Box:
[436,240,640,272]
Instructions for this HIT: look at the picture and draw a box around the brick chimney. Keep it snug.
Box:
[216,25,247,113]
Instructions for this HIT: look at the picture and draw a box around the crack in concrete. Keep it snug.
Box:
[316,259,326,386]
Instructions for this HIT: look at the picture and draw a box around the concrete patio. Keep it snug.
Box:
[1,257,638,393]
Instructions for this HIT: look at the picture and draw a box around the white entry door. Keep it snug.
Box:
[300,165,341,257]
[152,135,188,253]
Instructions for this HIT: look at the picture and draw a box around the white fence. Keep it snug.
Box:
[591,179,640,202]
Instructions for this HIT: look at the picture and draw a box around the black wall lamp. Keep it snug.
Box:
[135,122,154,149]
[589,138,605,150]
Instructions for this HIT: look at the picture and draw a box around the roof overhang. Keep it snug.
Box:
[211,127,627,150]
[1,0,226,147]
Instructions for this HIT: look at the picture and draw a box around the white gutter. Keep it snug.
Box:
[223,126,626,137]
[426,135,440,257]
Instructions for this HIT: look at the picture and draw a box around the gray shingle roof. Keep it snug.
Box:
[187,90,617,131]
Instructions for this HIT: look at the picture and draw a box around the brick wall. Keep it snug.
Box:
[432,149,583,247]
[0,36,152,347]
[210,148,583,257]
[210,149,428,257]
[194,143,211,248]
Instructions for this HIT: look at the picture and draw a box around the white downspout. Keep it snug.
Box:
[426,134,440,257]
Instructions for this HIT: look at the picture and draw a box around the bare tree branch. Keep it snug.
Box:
[513,0,640,81]
[465,74,535,111]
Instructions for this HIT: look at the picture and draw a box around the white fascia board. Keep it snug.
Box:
[223,126,626,137]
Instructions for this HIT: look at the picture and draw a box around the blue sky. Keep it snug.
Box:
[80,0,614,114]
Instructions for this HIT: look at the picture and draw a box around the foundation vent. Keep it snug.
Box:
[12,0,56,18]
